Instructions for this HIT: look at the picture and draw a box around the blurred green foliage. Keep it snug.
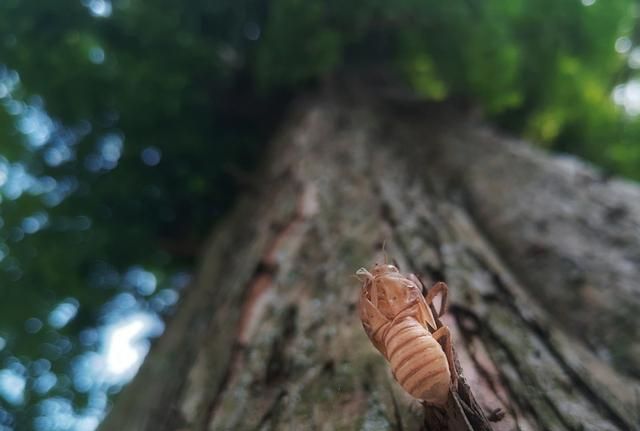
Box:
[0,0,639,429]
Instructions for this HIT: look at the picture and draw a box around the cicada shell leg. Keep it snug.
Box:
[406,274,438,331]
[416,295,438,332]
[432,325,458,390]
[359,297,390,355]
[408,273,424,291]
[426,281,448,317]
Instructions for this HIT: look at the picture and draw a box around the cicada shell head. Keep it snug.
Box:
[367,264,424,318]
[357,264,425,353]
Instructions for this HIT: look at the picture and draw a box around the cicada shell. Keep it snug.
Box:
[357,263,456,406]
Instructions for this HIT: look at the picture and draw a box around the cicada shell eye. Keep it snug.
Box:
[387,265,400,273]
[371,263,399,277]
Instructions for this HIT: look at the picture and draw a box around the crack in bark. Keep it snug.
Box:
[452,306,541,431]
[482,318,574,431]
[265,305,298,384]
[254,389,288,430]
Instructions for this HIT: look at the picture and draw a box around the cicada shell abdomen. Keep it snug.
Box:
[384,316,450,405]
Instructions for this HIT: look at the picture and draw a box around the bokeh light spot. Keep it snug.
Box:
[244,22,261,41]
[615,36,631,54]
[48,299,79,329]
[101,312,163,383]
[0,370,25,405]
[25,318,43,334]
[140,147,161,166]
[88,47,105,65]
[124,267,157,296]
[83,0,112,18]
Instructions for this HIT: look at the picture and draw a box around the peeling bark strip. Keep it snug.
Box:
[101,90,640,431]
[207,183,318,425]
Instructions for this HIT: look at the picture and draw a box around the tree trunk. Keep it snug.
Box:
[99,87,640,431]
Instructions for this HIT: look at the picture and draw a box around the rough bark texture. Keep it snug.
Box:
[100,88,640,431]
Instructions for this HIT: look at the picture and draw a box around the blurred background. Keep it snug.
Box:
[0,1,639,430]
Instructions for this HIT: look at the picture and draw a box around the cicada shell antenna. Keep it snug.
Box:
[382,240,388,264]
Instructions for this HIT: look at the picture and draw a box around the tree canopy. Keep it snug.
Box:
[0,1,638,430]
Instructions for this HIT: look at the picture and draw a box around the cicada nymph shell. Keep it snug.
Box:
[356,263,456,406]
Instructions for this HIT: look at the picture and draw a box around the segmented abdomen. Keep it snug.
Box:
[384,317,450,405]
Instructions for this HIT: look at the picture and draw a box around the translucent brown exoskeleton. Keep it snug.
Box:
[356,263,457,406]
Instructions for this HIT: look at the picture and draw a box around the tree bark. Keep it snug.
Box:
[99,87,640,431]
